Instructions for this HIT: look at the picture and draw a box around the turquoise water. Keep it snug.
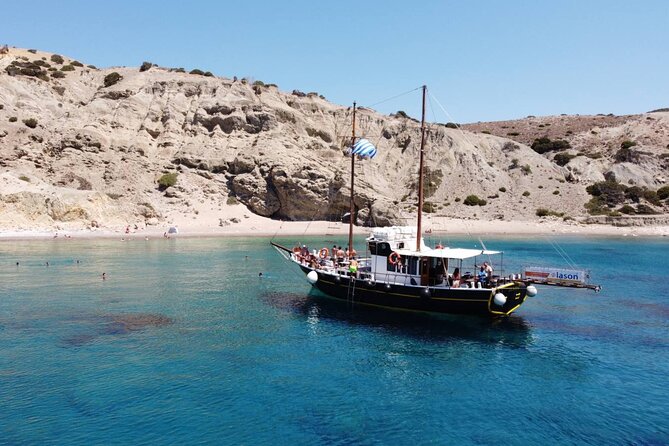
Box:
[1,235,668,445]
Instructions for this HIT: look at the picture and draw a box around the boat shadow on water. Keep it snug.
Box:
[260,290,534,348]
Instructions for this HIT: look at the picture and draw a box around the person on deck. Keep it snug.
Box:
[483,261,493,280]
[451,267,461,287]
[477,266,487,285]
[348,257,359,278]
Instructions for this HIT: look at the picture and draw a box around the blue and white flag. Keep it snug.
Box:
[349,138,377,159]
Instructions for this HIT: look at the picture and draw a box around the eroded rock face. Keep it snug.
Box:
[1,47,667,231]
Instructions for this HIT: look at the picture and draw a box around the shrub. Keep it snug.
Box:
[657,185,669,200]
[22,118,38,128]
[252,80,265,87]
[157,172,178,190]
[481,130,490,134]
[463,195,486,206]
[189,69,205,75]
[50,54,64,64]
[139,61,153,72]
[28,49,37,54]
[226,196,239,205]
[9,116,17,122]
[521,164,532,175]
[498,187,507,193]
[445,122,458,129]
[422,201,436,213]
[70,60,83,67]
[536,208,564,217]
[553,190,560,195]
[531,137,571,154]
[19,175,30,182]
[454,197,461,202]
[522,191,530,197]
[507,132,520,136]
[51,71,66,79]
[614,146,639,163]
[60,64,75,72]
[554,152,576,166]
[395,110,409,119]
[620,140,637,150]
[509,158,520,169]
[636,204,658,215]
[204,71,214,77]
[87,65,97,69]
[619,204,635,214]
[103,72,122,87]
[586,179,626,206]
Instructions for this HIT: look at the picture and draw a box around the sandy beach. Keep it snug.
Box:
[2,209,668,241]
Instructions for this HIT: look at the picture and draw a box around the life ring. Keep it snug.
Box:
[388,251,401,265]
[319,247,329,259]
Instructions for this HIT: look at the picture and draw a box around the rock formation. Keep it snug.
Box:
[1,47,668,232]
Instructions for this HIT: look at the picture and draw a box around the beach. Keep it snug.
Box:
[2,209,669,241]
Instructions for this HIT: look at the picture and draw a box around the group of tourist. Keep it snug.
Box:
[292,244,360,276]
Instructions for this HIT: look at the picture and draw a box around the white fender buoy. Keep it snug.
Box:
[526,285,538,297]
[307,271,318,284]
[494,292,507,306]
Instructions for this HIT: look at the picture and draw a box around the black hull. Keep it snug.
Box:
[298,265,528,316]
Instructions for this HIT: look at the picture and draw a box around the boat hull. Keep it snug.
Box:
[299,265,528,316]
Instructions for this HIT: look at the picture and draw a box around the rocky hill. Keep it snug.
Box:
[1,47,668,233]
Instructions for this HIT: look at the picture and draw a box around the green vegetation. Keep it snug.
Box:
[521,164,532,175]
[536,208,565,217]
[531,137,571,154]
[553,190,560,195]
[463,195,487,206]
[103,72,122,87]
[204,71,214,77]
[252,80,265,87]
[189,69,205,75]
[395,110,409,119]
[445,122,458,129]
[227,196,239,205]
[619,204,635,214]
[9,116,17,122]
[19,175,30,182]
[157,172,178,190]
[522,191,530,197]
[422,201,436,213]
[657,185,669,200]
[614,145,639,163]
[70,60,83,67]
[60,64,75,72]
[140,61,153,72]
[50,54,64,64]
[620,140,637,150]
[507,132,520,137]
[22,118,38,128]
[51,71,66,79]
[554,152,576,166]
[498,187,507,193]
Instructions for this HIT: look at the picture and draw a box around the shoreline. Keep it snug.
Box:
[1,217,668,241]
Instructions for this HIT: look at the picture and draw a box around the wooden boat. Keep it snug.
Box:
[271,86,598,316]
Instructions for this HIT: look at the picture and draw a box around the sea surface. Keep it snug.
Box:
[0,234,668,445]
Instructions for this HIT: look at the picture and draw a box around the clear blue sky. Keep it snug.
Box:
[4,0,668,122]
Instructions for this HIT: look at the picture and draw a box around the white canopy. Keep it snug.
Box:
[392,247,500,260]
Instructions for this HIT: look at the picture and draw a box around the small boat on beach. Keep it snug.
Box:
[271,86,599,316]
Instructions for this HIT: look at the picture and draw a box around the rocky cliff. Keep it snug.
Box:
[1,48,668,232]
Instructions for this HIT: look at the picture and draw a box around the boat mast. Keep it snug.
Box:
[348,102,356,255]
[416,85,427,252]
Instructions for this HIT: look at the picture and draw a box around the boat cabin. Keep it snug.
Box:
[365,227,503,289]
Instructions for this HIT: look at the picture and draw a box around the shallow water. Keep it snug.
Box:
[0,235,668,444]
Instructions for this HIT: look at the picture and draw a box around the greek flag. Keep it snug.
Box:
[349,138,377,159]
